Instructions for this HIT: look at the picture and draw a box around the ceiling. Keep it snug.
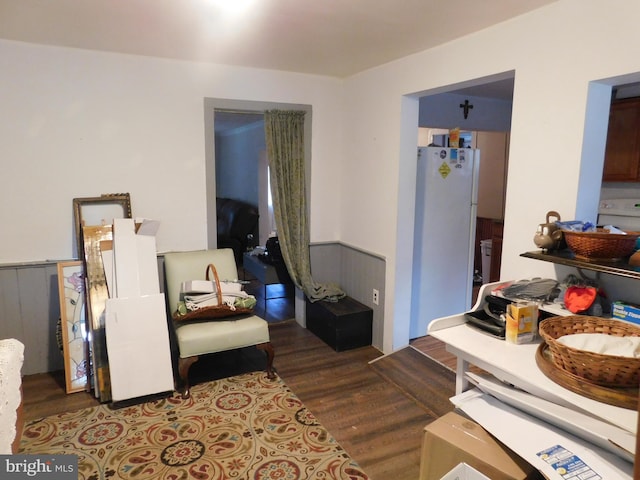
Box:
[0,0,557,79]
[1,0,555,133]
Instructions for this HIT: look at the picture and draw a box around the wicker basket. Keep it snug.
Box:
[562,229,640,260]
[538,315,640,387]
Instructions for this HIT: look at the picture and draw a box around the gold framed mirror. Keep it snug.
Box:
[73,193,131,259]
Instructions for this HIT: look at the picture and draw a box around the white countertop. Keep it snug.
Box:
[428,313,637,435]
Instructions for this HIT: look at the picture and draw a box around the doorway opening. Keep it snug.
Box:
[418,128,509,285]
[203,98,312,249]
[593,77,640,211]
[203,98,312,322]
[408,72,514,339]
[213,110,272,248]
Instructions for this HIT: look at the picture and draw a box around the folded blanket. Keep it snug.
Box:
[557,332,640,358]
[183,280,253,311]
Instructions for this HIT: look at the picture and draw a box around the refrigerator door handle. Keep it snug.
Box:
[471,149,480,205]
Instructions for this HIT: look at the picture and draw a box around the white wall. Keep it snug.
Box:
[6,0,640,354]
[340,0,640,352]
[0,40,343,263]
[419,92,513,131]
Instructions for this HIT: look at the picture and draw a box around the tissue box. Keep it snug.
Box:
[612,301,640,325]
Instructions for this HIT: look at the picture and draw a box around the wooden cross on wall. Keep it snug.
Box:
[459,99,474,119]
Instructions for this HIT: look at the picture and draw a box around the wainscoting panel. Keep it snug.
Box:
[0,263,62,376]
[310,242,385,350]
[0,259,168,376]
[2,250,385,375]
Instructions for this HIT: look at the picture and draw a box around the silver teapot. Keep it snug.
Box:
[533,211,563,251]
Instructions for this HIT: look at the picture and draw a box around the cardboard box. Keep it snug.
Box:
[419,411,541,480]
[441,463,490,480]
[611,301,640,325]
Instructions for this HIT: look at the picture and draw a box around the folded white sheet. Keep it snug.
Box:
[557,332,640,358]
[183,281,250,310]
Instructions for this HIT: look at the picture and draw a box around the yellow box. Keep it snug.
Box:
[505,302,538,344]
[449,128,460,148]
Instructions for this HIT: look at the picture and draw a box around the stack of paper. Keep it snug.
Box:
[452,373,635,480]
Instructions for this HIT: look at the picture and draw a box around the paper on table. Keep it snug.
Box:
[466,371,635,462]
[451,389,634,480]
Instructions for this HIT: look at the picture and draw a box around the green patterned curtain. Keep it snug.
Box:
[264,110,345,303]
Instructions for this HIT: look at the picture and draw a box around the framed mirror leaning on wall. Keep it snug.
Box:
[72,193,132,259]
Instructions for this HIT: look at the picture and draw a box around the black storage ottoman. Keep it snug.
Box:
[306,296,373,351]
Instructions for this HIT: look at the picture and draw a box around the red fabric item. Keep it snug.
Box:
[564,286,597,313]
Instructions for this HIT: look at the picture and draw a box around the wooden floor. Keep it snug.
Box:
[21,277,456,480]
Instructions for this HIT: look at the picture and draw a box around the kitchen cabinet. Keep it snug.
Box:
[473,131,509,220]
[602,97,640,182]
[474,218,503,284]
[490,221,503,282]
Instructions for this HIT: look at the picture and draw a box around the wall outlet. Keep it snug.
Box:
[372,288,379,305]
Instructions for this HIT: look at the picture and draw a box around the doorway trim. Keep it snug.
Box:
[395,72,515,350]
[203,98,312,250]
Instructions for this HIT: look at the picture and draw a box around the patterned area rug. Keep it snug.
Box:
[20,372,369,480]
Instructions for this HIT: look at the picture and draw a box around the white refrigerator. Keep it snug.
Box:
[410,147,480,339]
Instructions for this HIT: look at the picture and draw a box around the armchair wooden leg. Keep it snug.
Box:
[177,356,199,399]
[257,342,276,380]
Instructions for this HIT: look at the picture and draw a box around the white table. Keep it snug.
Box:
[427,282,637,435]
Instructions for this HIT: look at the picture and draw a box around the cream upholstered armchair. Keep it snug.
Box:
[163,248,275,398]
